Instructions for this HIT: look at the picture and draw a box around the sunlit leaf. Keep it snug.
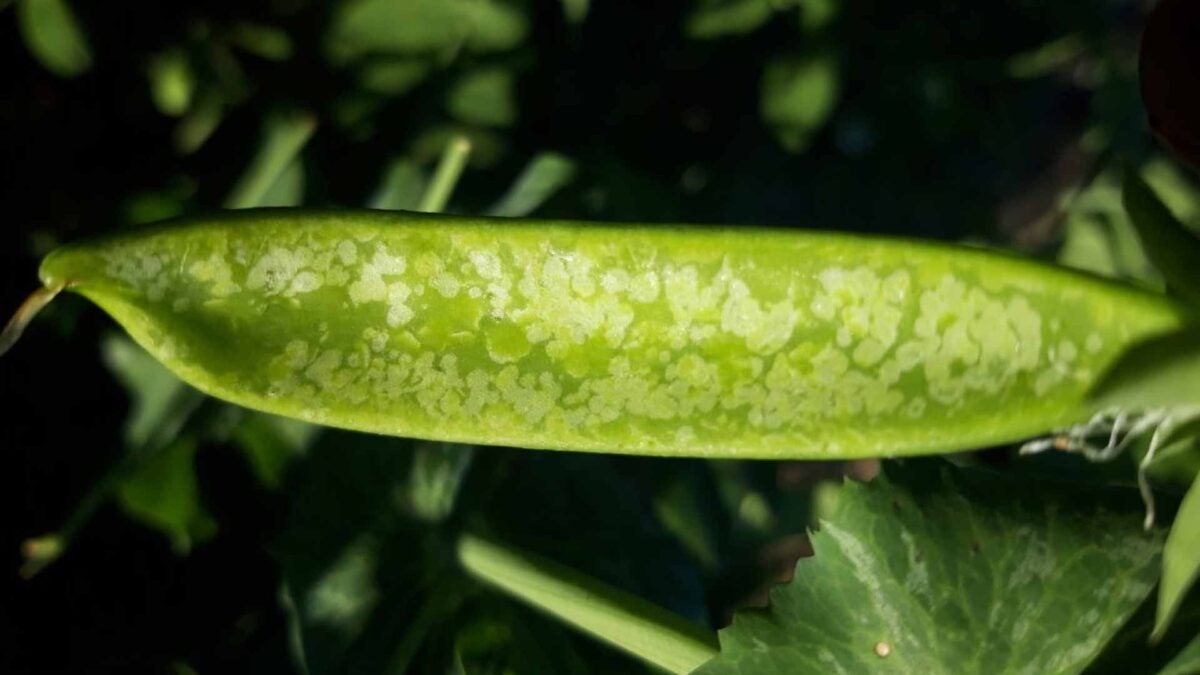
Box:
[695,461,1165,674]
[1156,475,1200,641]
[17,0,92,78]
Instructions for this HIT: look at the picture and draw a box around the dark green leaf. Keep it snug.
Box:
[1159,633,1200,675]
[1089,330,1200,411]
[446,67,518,128]
[1157,475,1200,641]
[1123,165,1200,308]
[116,436,216,553]
[695,461,1165,674]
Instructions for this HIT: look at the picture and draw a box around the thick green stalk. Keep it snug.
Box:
[457,533,719,674]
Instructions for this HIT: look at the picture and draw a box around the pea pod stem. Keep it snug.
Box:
[457,533,719,674]
[0,283,63,358]
[418,136,472,213]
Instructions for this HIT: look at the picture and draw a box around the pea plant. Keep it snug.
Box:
[5,1,1200,673]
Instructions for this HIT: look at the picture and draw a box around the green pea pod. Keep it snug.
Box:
[20,210,1192,458]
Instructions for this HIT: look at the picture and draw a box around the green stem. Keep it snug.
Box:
[457,533,719,674]
[224,110,317,209]
[418,136,472,213]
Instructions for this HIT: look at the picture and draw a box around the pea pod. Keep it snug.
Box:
[18,209,1191,458]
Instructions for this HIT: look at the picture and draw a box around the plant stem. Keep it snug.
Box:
[418,136,472,213]
[224,110,316,210]
[457,533,719,674]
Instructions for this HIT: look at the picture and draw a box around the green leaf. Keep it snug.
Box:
[274,431,433,674]
[36,210,1190,459]
[1123,166,1200,308]
[230,411,315,489]
[229,22,294,62]
[1089,330,1200,411]
[446,67,518,128]
[487,153,577,217]
[326,0,528,64]
[695,461,1166,674]
[1157,474,1200,641]
[685,0,776,40]
[356,58,430,96]
[148,49,195,118]
[17,0,92,78]
[1159,633,1200,675]
[760,54,839,152]
[115,436,216,553]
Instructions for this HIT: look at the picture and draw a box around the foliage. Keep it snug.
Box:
[5,1,1200,674]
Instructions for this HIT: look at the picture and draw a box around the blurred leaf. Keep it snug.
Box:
[448,602,593,675]
[1159,633,1200,675]
[561,0,589,25]
[231,412,316,489]
[685,0,776,40]
[174,93,225,155]
[257,159,306,208]
[1058,211,1122,278]
[116,436,216,553]
[487,152,576,217]
[225,110,316,209]
[102,334,191,450]
[1124,164,1200,308]
[480,454,708,627]
[1157,474,1200,641]
[695,461,1165,674]
[274,432,441,674]
[370,158,427,210]
[148,49,196,117]
[447,67,518,128]
[326,0,528,64]
[1089,330,1200,411]
[229,22,294,62]
[404,442,474,522]
[17,0,92,78]
[760,54,839,152]
[357,58,430,96]
[1006,34,1083,79]
[797,0,836,32]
